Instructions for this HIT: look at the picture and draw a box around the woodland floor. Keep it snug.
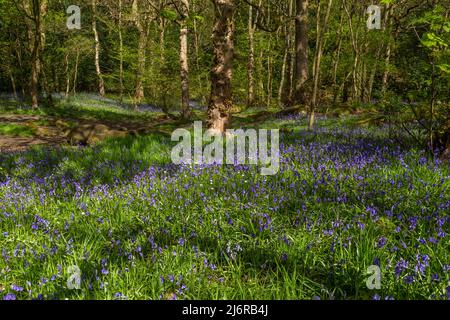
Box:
[0,94,448,300]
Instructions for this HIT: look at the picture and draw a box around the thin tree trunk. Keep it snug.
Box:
[381,4,394,98]
[361,61,367,102]
[92,0,105,97]
[247,5,255,107]
[25,0,47,109]
[279,0,294,107]
[119,0,124,104]
[135,31,146,107]
[266,17,273,109]
[192,1,202,92]
[367,63,376,102]
[310,0,333,130]
[267,51,272,108]
[294,0,309,106]
[14,37,26,100]
[288,35,295,104]
[258,49,265,103]
[246,0,262,108]
[430,59,436,151]
[179,0,191,119]
[279,40,288,106]
[133,0,148,108]
[8,67,18,100]
[331,6,344,104]
[72,49,80,94]
[159,17,166,63]
[344,0,360,102]
[65,52,70,97]
[207,0,235,134]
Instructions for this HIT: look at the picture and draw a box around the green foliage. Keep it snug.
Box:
[0,123,35,137]
[160,8,178,22]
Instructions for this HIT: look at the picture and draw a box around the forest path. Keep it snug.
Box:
[0,112,179,152]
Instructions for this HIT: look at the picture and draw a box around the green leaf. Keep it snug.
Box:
[437,64,450,74]
[160,9,178,21]
[193,15,204,22]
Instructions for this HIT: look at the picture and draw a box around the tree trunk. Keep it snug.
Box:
[135,31,146,107]
[294,0,309,106]
[159,17,166,63]
[247,5,255,108]
[133,0,148,108]
[192,1,202,95]
[14,37,26,100]
[207,0,235,134]
[119,0,124,104]
[343,0,361,102]
[258,49,265,103]
[8,67,18,100]
[92,0,105,97]
[180,0,191,119]
[24,0,47,109]
[279,0,294,107]
[331,7,344,104]
[30,48,39,108]
[246,0,262,108]
[72,49,80,94]
[310,0,333,130]
[381,4,394,98]
[65,52,70,97]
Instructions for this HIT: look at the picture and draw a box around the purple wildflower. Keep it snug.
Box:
[11,284,23,292]
[3,293,16,300]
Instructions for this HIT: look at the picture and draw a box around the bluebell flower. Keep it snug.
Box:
[377,237,387,248]
[395,259,408,278]
[404,275,414,284]
[11,284,23,292]
[3,293,16,300]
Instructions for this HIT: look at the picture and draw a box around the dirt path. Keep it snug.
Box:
[0,113,180,153]
[0,136,62,152]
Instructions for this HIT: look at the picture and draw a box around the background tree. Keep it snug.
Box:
[207,0,235,134]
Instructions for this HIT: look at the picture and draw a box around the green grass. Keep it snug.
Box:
[0,100,449,301]
[0,123,35,137]
[0,93,166,123]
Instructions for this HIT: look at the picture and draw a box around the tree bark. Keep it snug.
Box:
[72,49,80,94]
[92,0,105,97]
[179,0,191,119]
[247,5,255,107]
[119,0,124,104]
[23,0,47,109]
[331,6,344,104]
[8,66,18,100]
[279,0,294,107]
[65,52,70,97]
[310,0,333,130]
[294,0,309,106]
[133,0,149,108]
[343,0,361,102]
[381,4,394,98]
[246,0,262,108]
[207,0,235,134]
